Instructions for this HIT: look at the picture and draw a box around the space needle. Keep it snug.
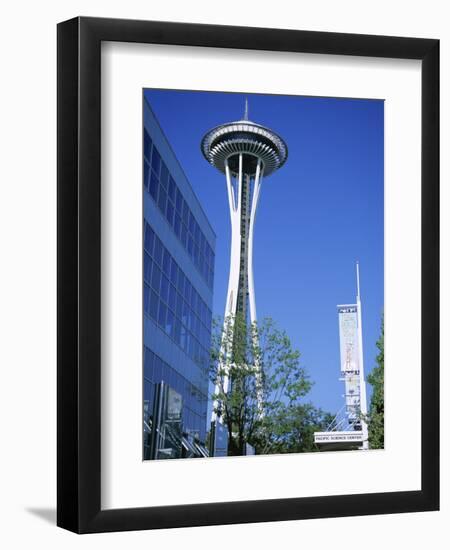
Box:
[201,100,288,426]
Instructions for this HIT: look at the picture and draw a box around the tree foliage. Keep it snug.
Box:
[366,317,384,449]
[210,314,332,455]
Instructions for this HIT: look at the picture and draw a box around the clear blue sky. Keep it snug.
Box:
[144,89,384,415]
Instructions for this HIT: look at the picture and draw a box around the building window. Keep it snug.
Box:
[143,221,213,371]
[143,132,215,289]
[144,346,208,443]
[151,146,161,175]
[143,129,152,161]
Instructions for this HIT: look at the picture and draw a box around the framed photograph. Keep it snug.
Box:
[57,16,439,533]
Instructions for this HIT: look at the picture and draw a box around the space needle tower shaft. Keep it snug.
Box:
[202,100,288,422]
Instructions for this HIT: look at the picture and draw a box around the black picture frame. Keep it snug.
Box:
[57,16,439,534]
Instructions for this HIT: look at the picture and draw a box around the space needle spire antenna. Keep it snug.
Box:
[202,100,288,425]
[356,260,361,300]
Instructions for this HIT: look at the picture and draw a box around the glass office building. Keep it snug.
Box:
[143,96,216,460]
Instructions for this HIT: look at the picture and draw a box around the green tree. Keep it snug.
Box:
[210,314,332,455]
[366,317,384,449]
[254,403,334,455]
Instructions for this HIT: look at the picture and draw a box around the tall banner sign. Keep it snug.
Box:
[338,305,360,374]
[338,305,361,424]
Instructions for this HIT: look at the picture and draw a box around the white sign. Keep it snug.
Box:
[314,431,364,443]
[338,306,359,374]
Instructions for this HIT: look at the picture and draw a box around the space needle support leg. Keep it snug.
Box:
[248,159,264,414]
[211,156,243,424]
[248,159,262,324]
[224,155,242,321]
[225,156,236,212]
